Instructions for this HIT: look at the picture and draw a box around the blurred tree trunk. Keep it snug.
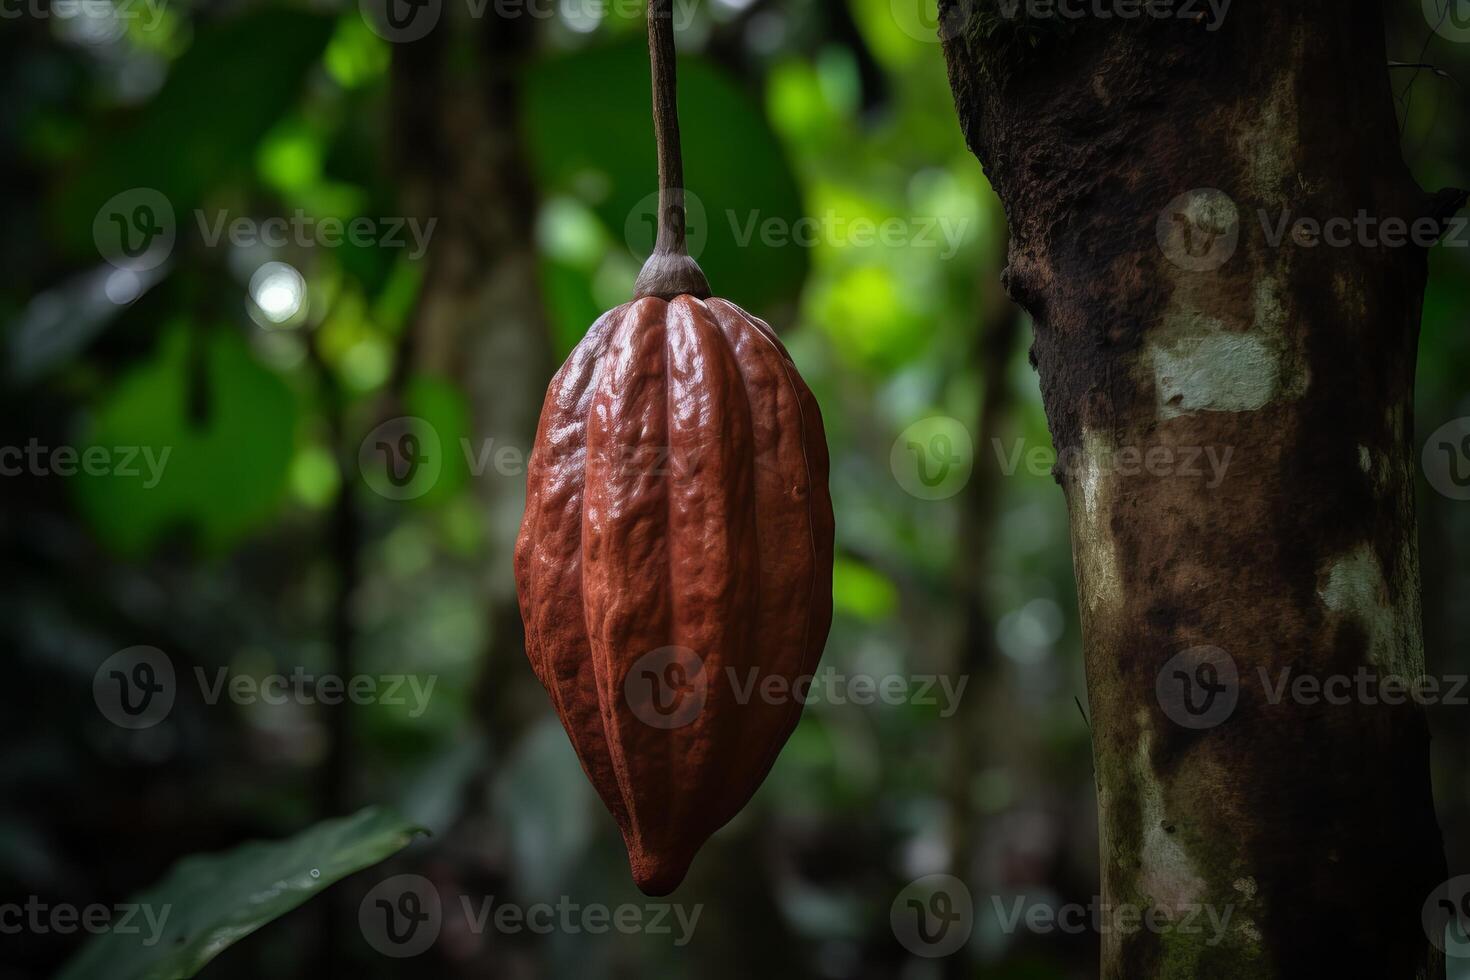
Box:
[941,3,1454,976]
[392,13,552,753]
[943,297,1019,905]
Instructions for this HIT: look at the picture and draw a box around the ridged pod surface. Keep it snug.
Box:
[514,294,834,895]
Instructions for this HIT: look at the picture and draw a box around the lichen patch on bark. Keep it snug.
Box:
[1133,726,1207,913]
[1066,428,1124,618]
[1237,33,1303,207]
[1145,272,1309,421]
[1148,328,1281,419]
[1317,543,1415,674]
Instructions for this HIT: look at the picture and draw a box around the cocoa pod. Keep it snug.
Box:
[514,294,834,894]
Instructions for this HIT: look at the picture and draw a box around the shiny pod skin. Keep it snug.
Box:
[514,293,835,895]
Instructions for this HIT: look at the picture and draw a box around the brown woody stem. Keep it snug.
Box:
[632,0,711,301]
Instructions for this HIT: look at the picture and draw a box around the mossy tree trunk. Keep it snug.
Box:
[940,2,1458,976]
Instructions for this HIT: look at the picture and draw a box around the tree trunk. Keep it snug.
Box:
[940,3,1455,976]
[392,11,553,754]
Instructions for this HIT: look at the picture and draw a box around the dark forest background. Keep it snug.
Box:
[2,0,1468,976]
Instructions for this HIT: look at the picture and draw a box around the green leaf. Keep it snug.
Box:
[56,806,427,980]
[832,556,899,622]
[70,321,298,556]
[522,40,808,343]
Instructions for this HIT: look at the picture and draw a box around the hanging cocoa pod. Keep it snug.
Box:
[513,0,834,896]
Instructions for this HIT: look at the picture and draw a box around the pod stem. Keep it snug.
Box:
[633,0,711,300]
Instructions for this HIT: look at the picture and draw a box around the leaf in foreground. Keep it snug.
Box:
[57,806,427,980]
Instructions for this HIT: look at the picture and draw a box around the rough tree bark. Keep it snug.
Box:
[940,2,1460,976]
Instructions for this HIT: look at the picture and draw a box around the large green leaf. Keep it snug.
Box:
[69,321,298,556]
[56,806,427,980]
[522,40,808,342]
[51,8,336,256]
